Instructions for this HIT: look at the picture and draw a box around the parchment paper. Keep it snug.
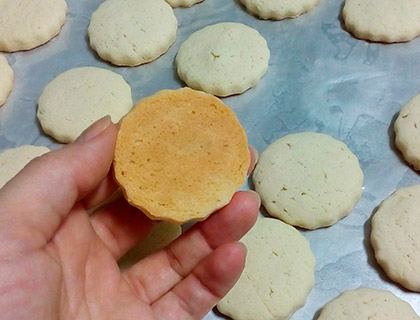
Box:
[1,0,419,318]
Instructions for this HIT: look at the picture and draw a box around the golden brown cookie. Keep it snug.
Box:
[114,88,249,223]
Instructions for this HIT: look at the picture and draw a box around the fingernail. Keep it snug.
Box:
[248,145,259,175]
[236,242,247,254]
[249,145,259,164]
[76,115,112,143]
[245,190,261,208]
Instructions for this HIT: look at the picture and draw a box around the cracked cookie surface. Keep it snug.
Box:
[371,185,420,292]
[88,0,177,66]
[395,94,420,170]
[175,22,270,97]
[217,217,315,320]
[0,0,67,52]
[0,55,13,106]
[239,0,320,20]
[318,287,419,320]
[342,0,420,43]
[253,132,363,229]
[37,67,133,143]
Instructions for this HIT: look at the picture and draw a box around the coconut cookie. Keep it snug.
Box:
[342,0,420,43]
[239,0,320,20]
[88,0,177,67]
[114,88,250,223]
[165,0,204,8]
[253,132,363,229]
[395,94,420,170]
[175,22,270,97]
[217,217,315,320]
[371,185,420,292]
[119,222,182,270]
[0,55,13,106]
[37,67,132,143]
[0,145,50,189]
[318,287,419,320]
[0,0,67,52]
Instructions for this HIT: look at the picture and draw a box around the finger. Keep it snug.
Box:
[151,243,246,320]
[0,116,117,251]
[248,145,259,175]
[82,172,119,210]
[91,197,155,260]
[123,190,260,304]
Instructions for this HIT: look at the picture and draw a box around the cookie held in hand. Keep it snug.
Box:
[114,88,250,223]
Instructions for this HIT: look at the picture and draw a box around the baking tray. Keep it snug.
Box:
[1,0,420,318]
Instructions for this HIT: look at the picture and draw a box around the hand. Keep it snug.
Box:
[0,117,260,320]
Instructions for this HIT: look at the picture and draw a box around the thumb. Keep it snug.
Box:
[0,116,118,250]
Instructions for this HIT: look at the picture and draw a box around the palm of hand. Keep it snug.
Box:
[0,121,258,320]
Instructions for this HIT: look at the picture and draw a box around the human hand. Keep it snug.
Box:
[0,116,260,320]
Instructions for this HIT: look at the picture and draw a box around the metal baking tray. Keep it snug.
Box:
[1,0,419,318]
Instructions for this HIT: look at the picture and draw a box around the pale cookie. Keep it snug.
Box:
[165,0,204,8]
[318,287,419,320]
[253,132,363,229]
[217,217,315,320]
[371,185,420,292]
[114,88,250,223]
[342,0,420,43]
[395,94,420,170]
[175,22,270,97]
[88,0,177,67]
[0,55,13,106]
[0,0,67,52]
[119,222,182,270]
[239,0,320,20]
[0,145,50,189]
[37,67,132,143]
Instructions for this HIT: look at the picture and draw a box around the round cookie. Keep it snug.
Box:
[318,287,419,320]
[371,185,420,292]
[0,145,50,189]
[239,0,320,20]
[37,67,133,143]
[113,88,250,223]
[175,22,270,97]
[119,222,182,270]
[88,0,177,67]
[0,0,67,52]
[217,217,316,320]
[342,0,420,43]
[395,94,420,170]
[165,0,204,8]
[253,132,363,229]
[0,55,13,107]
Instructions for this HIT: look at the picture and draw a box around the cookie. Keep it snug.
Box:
[217,217,316,320]
[318,287,419,320]
[88,0,177,67]
[0,145,50,189]
[175,22,270,97]
[114,88,250,223]
[342,0,420,43]
[0,0,67,52]
[0,55,13,107]
[119,222,182,270]
[395,94,420,170]
[371,185,420,292]
[165,0,204,8]
[239,0,320,20]
[37,67,133,143]
[253,132,363,229]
